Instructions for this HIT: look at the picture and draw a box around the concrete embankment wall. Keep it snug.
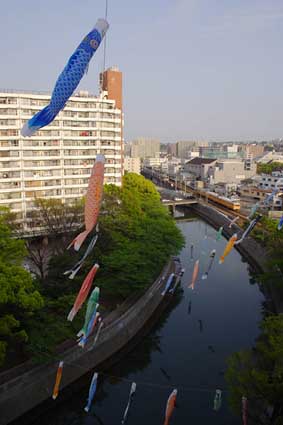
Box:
[0,261,174,425]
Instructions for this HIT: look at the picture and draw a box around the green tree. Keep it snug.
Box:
[257,162,283,175]
[33,198,84,236]
[226,315,283,424]
[0,208,44,367]
[45,173,184,298]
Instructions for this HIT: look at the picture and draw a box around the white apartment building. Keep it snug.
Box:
[143,157,167,168]
[0,89,123,230]
[124,156,141,174]
[258,172,283,191]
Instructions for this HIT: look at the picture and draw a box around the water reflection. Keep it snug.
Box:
[26,218,263,425]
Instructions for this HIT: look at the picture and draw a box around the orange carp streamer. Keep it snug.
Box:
[68,155,105,251]
[67,263,99,321]
[164,389,177,425]
[219,233,237,264]
[52,361,64,400]
[189,260,199,290]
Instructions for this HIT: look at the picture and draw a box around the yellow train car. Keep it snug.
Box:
[205,192,241,211]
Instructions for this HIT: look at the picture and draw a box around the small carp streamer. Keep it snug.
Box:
[228,216,239,228]
[219,234,237,264]
[213,389,222,411]
[89,319,103,351]
[68,155,105,252]
[264,188,278,206]
[202,249,216,280]
[64,234,98,279]
[67,264,99,322]
[189,260,199,290]
[163,389,177,425]
[248,202,259,220]
[78,304,99,348]
[216,226,223,241]
[21,20,109,137]
[278,215,283,231]
[84,372,98,413]
[242,396,248,425]
[235,215,262,245]
[52,361,64,400]
[121,382,137,424]
[161,273,175,296]
[77,287,100,338]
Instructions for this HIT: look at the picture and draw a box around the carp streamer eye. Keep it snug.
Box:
[90,39,99,49]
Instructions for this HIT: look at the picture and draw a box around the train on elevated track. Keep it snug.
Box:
[166,177,241,211]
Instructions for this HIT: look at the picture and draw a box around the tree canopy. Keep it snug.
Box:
[226,315,283,424]
[46,173,184,297]
[0,208,44,367]
[257,162,283,175]
[1,174,184,367]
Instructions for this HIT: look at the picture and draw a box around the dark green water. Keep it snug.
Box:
[30,219,263,425]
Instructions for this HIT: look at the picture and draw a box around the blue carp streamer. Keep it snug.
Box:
[21,19,109,137]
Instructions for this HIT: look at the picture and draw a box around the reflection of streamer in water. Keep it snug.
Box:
[160,368,171,381]
[121,382,136,425]
[188,301,192,315]
[198,320,203,333]
[190,244,194,260]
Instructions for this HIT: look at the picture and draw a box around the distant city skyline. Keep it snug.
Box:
[1,0,283,141]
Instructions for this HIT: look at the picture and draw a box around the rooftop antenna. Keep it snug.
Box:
[103,0,108,72]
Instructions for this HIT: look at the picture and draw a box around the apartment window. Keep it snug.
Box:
[0,108,18,116]
[0,119,17,125]
[9,202,22,209]
[0,97,17,105]
[0,181,20,189]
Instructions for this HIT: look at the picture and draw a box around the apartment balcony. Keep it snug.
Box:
[100,145,122,151]
[0,152,20,158]
[0,134,20,139]
[22,154,60,160]
[61,135,98,140]
[0,186,22,193]
[23,184,62,192]
[0,111,18,117]
[25,133,61,140]
[104,154,122,160]
[0,199,22,212]
[100,127,121,132]
[0,175,21,181]
[0,145,19,150]
[22,144,60,149]
[0,164,21,171]
[100,136,122,141]
[62,144,99,149]
[23,174,61,180]
[22,164,61,170]
[63,182,88,188]
[62,154,97,160]
[104,172,121,177]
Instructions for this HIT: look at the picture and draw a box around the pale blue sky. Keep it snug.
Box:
[1,0,283,141]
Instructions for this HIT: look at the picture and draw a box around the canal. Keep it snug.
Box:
[29,218,263,425]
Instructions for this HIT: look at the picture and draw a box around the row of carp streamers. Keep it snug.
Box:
[21,17,109,414]
[20,14,258,422]
[184,208,263,423]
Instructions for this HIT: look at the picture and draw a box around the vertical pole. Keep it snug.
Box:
[103,0,108,72]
